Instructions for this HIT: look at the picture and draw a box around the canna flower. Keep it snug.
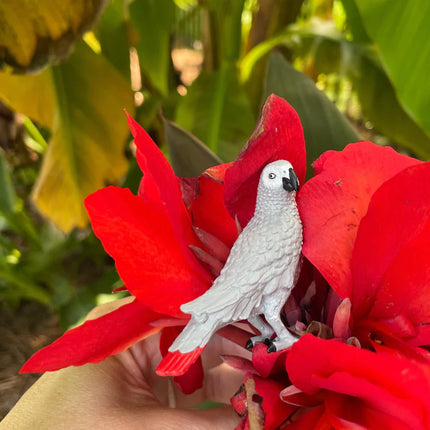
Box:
[282,335,430,429]
[230,141,430,429]
[21,94,306,393]
[298,142,430,351]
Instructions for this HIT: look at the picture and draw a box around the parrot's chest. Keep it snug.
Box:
[258,212,302,252]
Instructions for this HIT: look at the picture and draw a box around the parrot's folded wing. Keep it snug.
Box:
[180,282,241,315]
[156,347,204,376]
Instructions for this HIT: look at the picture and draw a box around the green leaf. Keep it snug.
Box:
[355,1,430,141]
[0,267,51,305]
[0,0,108,72]
[175,63,256,161]
[264,53,359,171]
[350,51,430,159]
[283,20,430,159]
[0,149,16,215]
[240,31,292,83]
[206,0,245,63]
[96,0,131,80]
[164,118,222,176]
[339,0,371,43]
[0,42,134,231]
[130,0,177,95]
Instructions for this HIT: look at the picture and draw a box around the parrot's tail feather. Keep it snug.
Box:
[156,348,204,376]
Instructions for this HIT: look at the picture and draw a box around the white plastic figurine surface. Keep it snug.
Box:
[161,160,303,374]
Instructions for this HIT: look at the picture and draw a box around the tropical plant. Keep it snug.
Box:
[1,0,429,324]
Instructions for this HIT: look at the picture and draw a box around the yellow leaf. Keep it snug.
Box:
[0,42,134,231]
[0,0,108,72]
[0,69,56,128]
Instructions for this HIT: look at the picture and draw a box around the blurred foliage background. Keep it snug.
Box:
[0,0,430,331]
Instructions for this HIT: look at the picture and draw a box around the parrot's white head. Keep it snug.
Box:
[260,160,299,193]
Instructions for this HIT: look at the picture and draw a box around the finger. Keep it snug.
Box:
[106,404,240,430]
[83,300,249,407]
[85,296,134,320]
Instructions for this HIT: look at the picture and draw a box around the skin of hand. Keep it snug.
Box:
[1,297,246,430]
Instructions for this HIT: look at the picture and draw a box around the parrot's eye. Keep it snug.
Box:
[268,173,276,179]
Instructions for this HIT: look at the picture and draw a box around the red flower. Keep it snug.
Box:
[227,141,430,429]
[298,143,430,349]
[21,95,306,394]
[22,90,430,429]
[283,335,430,429]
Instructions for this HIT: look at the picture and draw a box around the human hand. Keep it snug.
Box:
[2,298,246,429]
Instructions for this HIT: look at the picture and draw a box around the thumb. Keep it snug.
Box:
[108,404,240,430]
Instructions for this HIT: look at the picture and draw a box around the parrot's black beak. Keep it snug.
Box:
[282,168,299,192]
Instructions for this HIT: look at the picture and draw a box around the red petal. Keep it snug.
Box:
[193,227,230,263]
[234,416,250,430]
[173,360,204,394]
[252,343,288,378]
[21,299,161,373]
[85,187,209,316]
[190,175,237,248]
[373,224,430,327]
[332,298,352,340]
[231,385,248,416]
[287,335,430,429]
[126,113,209,281]
[314,372,425,430]
[336,406,412,430]
[352,162,430,320]
[217,324,254,348]
[224,95,306,228]
[299,142,421,299]
[189,245,223,277]
[203,163,231,183]
[179,176,199,209]
[253,375,296,430]
[280,385,324,407]
[408,325,430,347]
[286,405,325,429]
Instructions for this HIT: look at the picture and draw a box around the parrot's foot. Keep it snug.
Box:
[245,335,273,350]
[266,341,277,353]
[266,334,298,353]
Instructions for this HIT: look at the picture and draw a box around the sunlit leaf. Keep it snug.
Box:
[351,52,430,160]
[355,1,430,141]
[0,0,108,72]
[264,53,359,171]
[164,118,222,176]
[0,70,56,129]
[175,64,256,161]
[240,31,291,83]
[286,20,430,159]
[0,42,134,231]
[340,0,371,43]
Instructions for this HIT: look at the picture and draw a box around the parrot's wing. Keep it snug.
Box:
[182,221,290,321]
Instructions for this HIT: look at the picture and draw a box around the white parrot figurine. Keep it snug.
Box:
[157,160,303,376]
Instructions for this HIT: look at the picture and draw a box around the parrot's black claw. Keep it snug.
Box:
[245,339,254,350]
[263,338,272,346]
[266,342,277,353]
